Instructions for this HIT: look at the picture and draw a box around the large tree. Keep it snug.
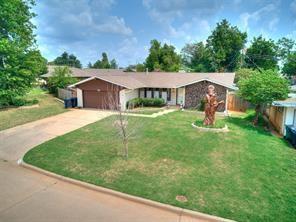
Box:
[207,19,247,72]
[47,66,76,94]
[238,70,289,124]
[245,36,278,70]
[181,41,214,72]
[282,52,296,79]
[53,52,82,68]
[110,59,118,69]
[277,37,295,61]
[92,52,118,69]
[234,68,257,83]
[0,0,47,106]
[145,39,180,72]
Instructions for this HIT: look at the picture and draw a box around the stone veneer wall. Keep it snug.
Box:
[184,81,227,112]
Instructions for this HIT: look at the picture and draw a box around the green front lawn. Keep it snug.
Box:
[24,111,296,221]
[194,119,227,128]
[0,88,67,131]
[129,107,167,115]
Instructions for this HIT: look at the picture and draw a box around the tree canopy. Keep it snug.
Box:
[277,37,295,61]
[0,0,47,106]
[207,19,247,72]
[238,70,289,124]
[234,68,257,83]
[245,36,278,71]
[91,52,118,69]
[282,52,296,78]
[181,41,214,72]
[110,59,118,69]
[47,66,76,94]
[52,52,82,68]
[145,39,181,72]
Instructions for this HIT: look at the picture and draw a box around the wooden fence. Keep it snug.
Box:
[57,88,72,100]
[227,92,250,112]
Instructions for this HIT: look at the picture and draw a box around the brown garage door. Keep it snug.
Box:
[83,90,119,109]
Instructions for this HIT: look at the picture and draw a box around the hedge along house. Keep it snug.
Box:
[68,70,236,111]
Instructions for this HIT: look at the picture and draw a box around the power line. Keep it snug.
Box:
[244,54,262,73]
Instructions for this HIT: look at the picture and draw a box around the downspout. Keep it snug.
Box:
[225,89,229,116]
[282,107,287,136]
[176,88,178,105]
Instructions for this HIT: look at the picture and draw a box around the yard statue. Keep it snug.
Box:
[203,85,224,126]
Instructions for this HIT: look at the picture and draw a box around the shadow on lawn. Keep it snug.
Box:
[225,113,293,148]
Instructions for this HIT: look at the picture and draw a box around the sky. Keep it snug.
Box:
[33,0,296,67]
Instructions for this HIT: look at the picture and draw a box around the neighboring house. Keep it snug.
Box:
[42,65,125,80]
[266,98,296,135]
[67,70,236,112]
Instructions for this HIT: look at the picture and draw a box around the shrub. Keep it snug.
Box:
[48,66,77,95]
[127,98,165,108]
[198,99,206,111]
[11,97,26,106]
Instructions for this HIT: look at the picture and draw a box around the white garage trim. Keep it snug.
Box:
[77,88,83,107]
[120,89,139,110]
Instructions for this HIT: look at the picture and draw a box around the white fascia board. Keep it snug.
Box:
[176,78,237,90]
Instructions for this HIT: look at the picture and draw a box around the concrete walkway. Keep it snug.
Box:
[126,109,176,118]
[0,109,214,222]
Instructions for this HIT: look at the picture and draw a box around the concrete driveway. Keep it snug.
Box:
[0,109,113,162]
[0,109,208,222]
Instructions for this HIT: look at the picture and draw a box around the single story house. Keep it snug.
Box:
[266,98,296,135]
[42,65,125,80]
[65,70,236,112]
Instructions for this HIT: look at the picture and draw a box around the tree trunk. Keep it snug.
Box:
[123,138,128,159]
[253,104,261,125]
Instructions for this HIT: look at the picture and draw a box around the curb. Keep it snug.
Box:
[19,159,234,222]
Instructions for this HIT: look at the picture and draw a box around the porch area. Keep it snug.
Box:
[138,87,185,106]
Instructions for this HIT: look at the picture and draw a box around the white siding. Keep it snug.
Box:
[154,90,159,98]
[120,89,139,110]
[77,88,83,107]
[177,87,185,105]
[168,88,176,105]
[285,107,296,125]
[140,89,145,98]
[146,90,152,98]
[283,107,296,135]
[161,92,167,103]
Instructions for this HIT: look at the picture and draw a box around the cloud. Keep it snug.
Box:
[36,0,132,43]
[239,3,279,33]
[291,0,296,14]
[143,0,221,38]
[95,16,132,35]
[117,37,148,65]
[268,17,279,31]
[34,0,135,66]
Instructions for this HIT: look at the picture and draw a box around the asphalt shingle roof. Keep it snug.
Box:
[43,66,236,89]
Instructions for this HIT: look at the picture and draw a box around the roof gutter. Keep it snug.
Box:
[175,78,237,90]
[68,76,133,90]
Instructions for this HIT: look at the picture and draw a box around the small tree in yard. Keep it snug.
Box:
[48,66,76,94]
[105,90,141,159]
[238,70,289,125]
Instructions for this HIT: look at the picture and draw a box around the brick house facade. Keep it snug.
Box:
[185,81,227,111]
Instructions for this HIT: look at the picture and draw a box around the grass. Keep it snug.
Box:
[24,111,296,221]
[194,119,227,128]
[0,88,67,131]
[129,107,166,115]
